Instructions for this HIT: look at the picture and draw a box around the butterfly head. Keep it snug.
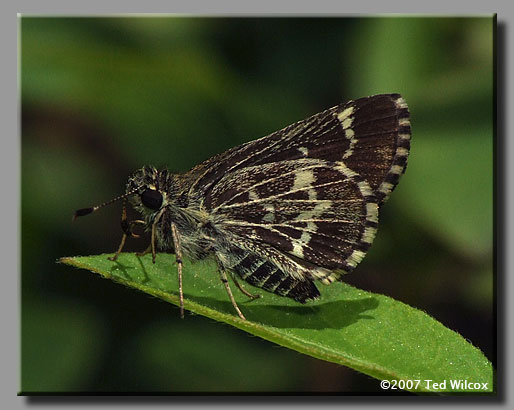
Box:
[72,166,178,222]
[125,166,176,217]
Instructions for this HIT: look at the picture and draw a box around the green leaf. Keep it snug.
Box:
[59,253,493,393]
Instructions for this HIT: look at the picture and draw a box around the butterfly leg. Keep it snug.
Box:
[109,201,146,261]
[170,222,185,319]
[219,269,247,320]
[230,274,261,300]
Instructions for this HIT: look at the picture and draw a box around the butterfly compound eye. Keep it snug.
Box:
[141,189,163,210]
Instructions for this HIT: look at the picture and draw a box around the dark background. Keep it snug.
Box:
[21,16,494,393]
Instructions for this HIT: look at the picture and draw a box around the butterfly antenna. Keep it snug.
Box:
[73,188,139,221]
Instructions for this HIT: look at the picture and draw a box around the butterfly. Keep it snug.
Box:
[74,94,411,320]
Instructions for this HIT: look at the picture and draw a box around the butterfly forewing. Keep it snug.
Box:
[196,94,409,298]
[337,94,411,204]
[192,94,409,206]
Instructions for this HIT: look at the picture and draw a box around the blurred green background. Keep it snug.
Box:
[21,16,494,393]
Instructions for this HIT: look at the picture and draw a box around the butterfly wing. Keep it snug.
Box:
[188,94,410,206]
[209,158,378,285]
[190,94,410,301]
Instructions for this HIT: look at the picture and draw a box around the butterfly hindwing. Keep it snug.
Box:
[208,158,378,286]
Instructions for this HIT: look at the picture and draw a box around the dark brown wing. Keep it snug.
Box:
[187,94,410,207]
[187,94,410,301]
[211,158,378,285]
